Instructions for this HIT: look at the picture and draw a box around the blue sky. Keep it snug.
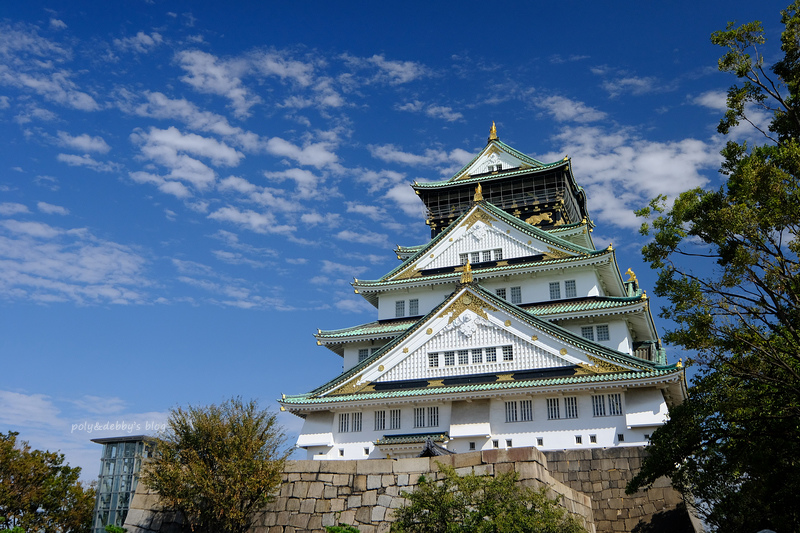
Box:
[0,0,788,480]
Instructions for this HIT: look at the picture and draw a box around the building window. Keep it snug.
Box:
[390,409,401,430]
[409,299,419,315]
[496,288,507,300]
[590,434,597,444]
[339,413,350,433]
[505,401,518,423]
[459,253,469,265]
[444,351,455,366]
[414,407,425,428]
[395,300,405,317]
[608,393,623,416]
[428,406,439,427]
[564,396,578,418]
[494,249,503,260]
[575,435,582,444]
[510,286,522,304]
[549,282,561,300]
[358,348,370,362]
[469,442,476,450]
[364,447,370,456]
[537,437,544,446]
[581,326,594,341]
[618,434,625,442]
[565,279,577,298]
[482,250,492,262]
[428,353,439,368]
[520,400,533,421]
[458,350,469,365]
[374,411,385,431]
[502,345,513,361]
[352,412,362,432]
[414,407,438,428]
[506,439,512,447]
[547,398,561,420]
[596,325,610,341]
[339,449,344,457]
[471,348,483,364]
[471,252,481,264]
[485,347,497,362]
[592,395,607,417]
[493,440,499,448]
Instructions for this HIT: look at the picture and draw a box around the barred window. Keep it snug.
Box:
[597,325,610,341]
[358,348,369,362]
[608,393,623,416]
[414,408,425,428]
[390,409,401,429]
[581,326,594,341]
[510,286,522,304]
[547,398,560,420]
[471,252,481,264]
[502,345,514,361]
[520,400,533,421]
[564,396,578,419]
[575,435,582,444]
[485,347,497,362]
[444,351,455,366]
[458,350,469,365]
[428,353,439,368]
[374,411,385,431]
[549,282,561,300]
[339,413,350,432]
[352,412,362,432]
[471,348,483,364]
[505,401,518,423]
[496,288,507,300]
[565,279,577,298]
[409,299,419,315]
[459,253,469,265]
[428,406,439,427]
[395,300,405,317]
[592,395,607,417]
[493,249,503,260]
[482,250,492,262]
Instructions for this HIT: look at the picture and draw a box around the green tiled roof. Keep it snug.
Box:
[522,296,645,316]
[375,432,449,445]
[317,319,417,340]
[281,366,683,405]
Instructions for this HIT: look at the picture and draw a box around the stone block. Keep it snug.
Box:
[321,460,357,474]
[382,473,395,487]
[268,526,283,533]
[608,498,624,509]
[330,498,345,512]
[339,510,356,524]
[363,490,377,506]
[385,485,400,496]
[455,466,474,476]
[289,512,310,529]
[355,506,372,524]
[292,481,309,498]
[286,498,300,511]
[481,448,510,464]
[473,463,493,476]
[377,520,392,533]
[287,473,301,482]
[347,494,362,508]
[360,526,376,533]
[324,485,338,499]
[284,460,320,473]
[453,451,482,468]
[372,505,387,522]
[308,515,323,531]
[377,494,393,507]
[339,485,352,496]
[397,473,409,486]
[300,498,316,514]
[357,459,395,474]
[263,512,277,526]
[276,510,291,525]
[307,481,325,499]
[322,513,336,527]
[353,474,367,491]
[367,474,382,490]
[318,473,334,482]
[516,460,544,481]
[495,461,515,474]
[300,472,318,481]
[390,496,406,509]
[394,457,430,473]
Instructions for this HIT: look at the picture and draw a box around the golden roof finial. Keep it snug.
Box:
[461,260,473,284]
[474,183,483,202]
[677,358,683,368]
[625,268,637,283]
[488,121,498,142]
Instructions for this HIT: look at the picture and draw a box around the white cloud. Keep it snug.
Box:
[57,131,111,153]
[425,105,463,122]
[335,229,389,248]
[321,260,367,277]
[265,137,339,169]
[0,69,99,111]
[385,183,425,217]
[0,390,61,428]
[346,202,387,221]
[37,202,69,215]
[263,168,327,199]
[368,144,472,176]
[0,202,30,216]
[252,50,315,86]
[208,206,295,235]
[343,54,430,85]
[534,95,607,123]
[114,31,163,53]
[57,153,118,173]
[692,90,728,112]
[49,19,67,30]
[177,50,260,118]
[334,297,375,313]
[591,66,663,98]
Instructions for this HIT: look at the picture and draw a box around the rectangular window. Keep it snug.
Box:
[469,442,476,450]
[409,299,419,315]
[458,350,469,365]
[510,286,522,304]
[493,440,499,448]
[592,395,607,417]
[414,408,424,428]
[339,413,350,433]
[471,252,481,264]
[502,345,513,361]
[471,348,483,364]
[428,353,439,368]
[590,434,597,444]
[547,398,560,420]
[618,434,625,442]
[564,396,578,419]
[374,411,385,431]
[575,435,582,444]
[506,439,512,447]
[482,250,492,262]
[493,249,503,260]
[495,288,507,300]
[565,279,577,298]
[428,407,439,427]
[608,393,623,416]
[485,347,497,362]
[597,325,610,341]
[505,401,518,423]
[390,409,401,429]
[352,412,362,432]
[549,282,561,300]
[358,348,369,362]
[459,253,469,265]
[537,437,544,446]
[395,300,405,317]
[444,351,455,366]
[581,326,594,341]
[520,400,533,421]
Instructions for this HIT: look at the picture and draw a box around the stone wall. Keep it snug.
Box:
[124,446,696,533]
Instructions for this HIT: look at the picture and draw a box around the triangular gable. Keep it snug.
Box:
[315,284,655,398]
[447,140,550,183]
[381,201,596,283]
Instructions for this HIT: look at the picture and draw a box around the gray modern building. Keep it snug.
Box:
[91,436,153,533]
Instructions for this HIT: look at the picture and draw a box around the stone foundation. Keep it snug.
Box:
[125,446,695,533]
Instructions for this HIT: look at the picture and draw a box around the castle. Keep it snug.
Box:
[279,123,686,460]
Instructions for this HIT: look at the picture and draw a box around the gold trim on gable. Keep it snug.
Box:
[437,291,499,324]
[576,355,630,375]
[460,210,496,231]
[496,373,514,382]
[330,374,372,396]
[392,265,423,280]
[427,379,444,387]
[543,247,572,260]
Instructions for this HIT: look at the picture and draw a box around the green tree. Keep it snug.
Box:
[391,464,587,533]
[628,3,800,531]
[141,398,289,533]
[0,431,95,533]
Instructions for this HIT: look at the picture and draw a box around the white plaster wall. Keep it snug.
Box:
[561,319,632,355]
[425,223,544,271]
[624,388,669,427]
[376,288,454,321]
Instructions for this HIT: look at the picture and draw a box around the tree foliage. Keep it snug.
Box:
[140,398,289,533]
[0,431,95,533]
[391,464,587,533]
[628,3,800,531]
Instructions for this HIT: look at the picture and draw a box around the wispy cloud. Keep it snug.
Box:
[56,131,111,153]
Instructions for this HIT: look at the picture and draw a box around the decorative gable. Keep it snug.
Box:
[459,144,529,177]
